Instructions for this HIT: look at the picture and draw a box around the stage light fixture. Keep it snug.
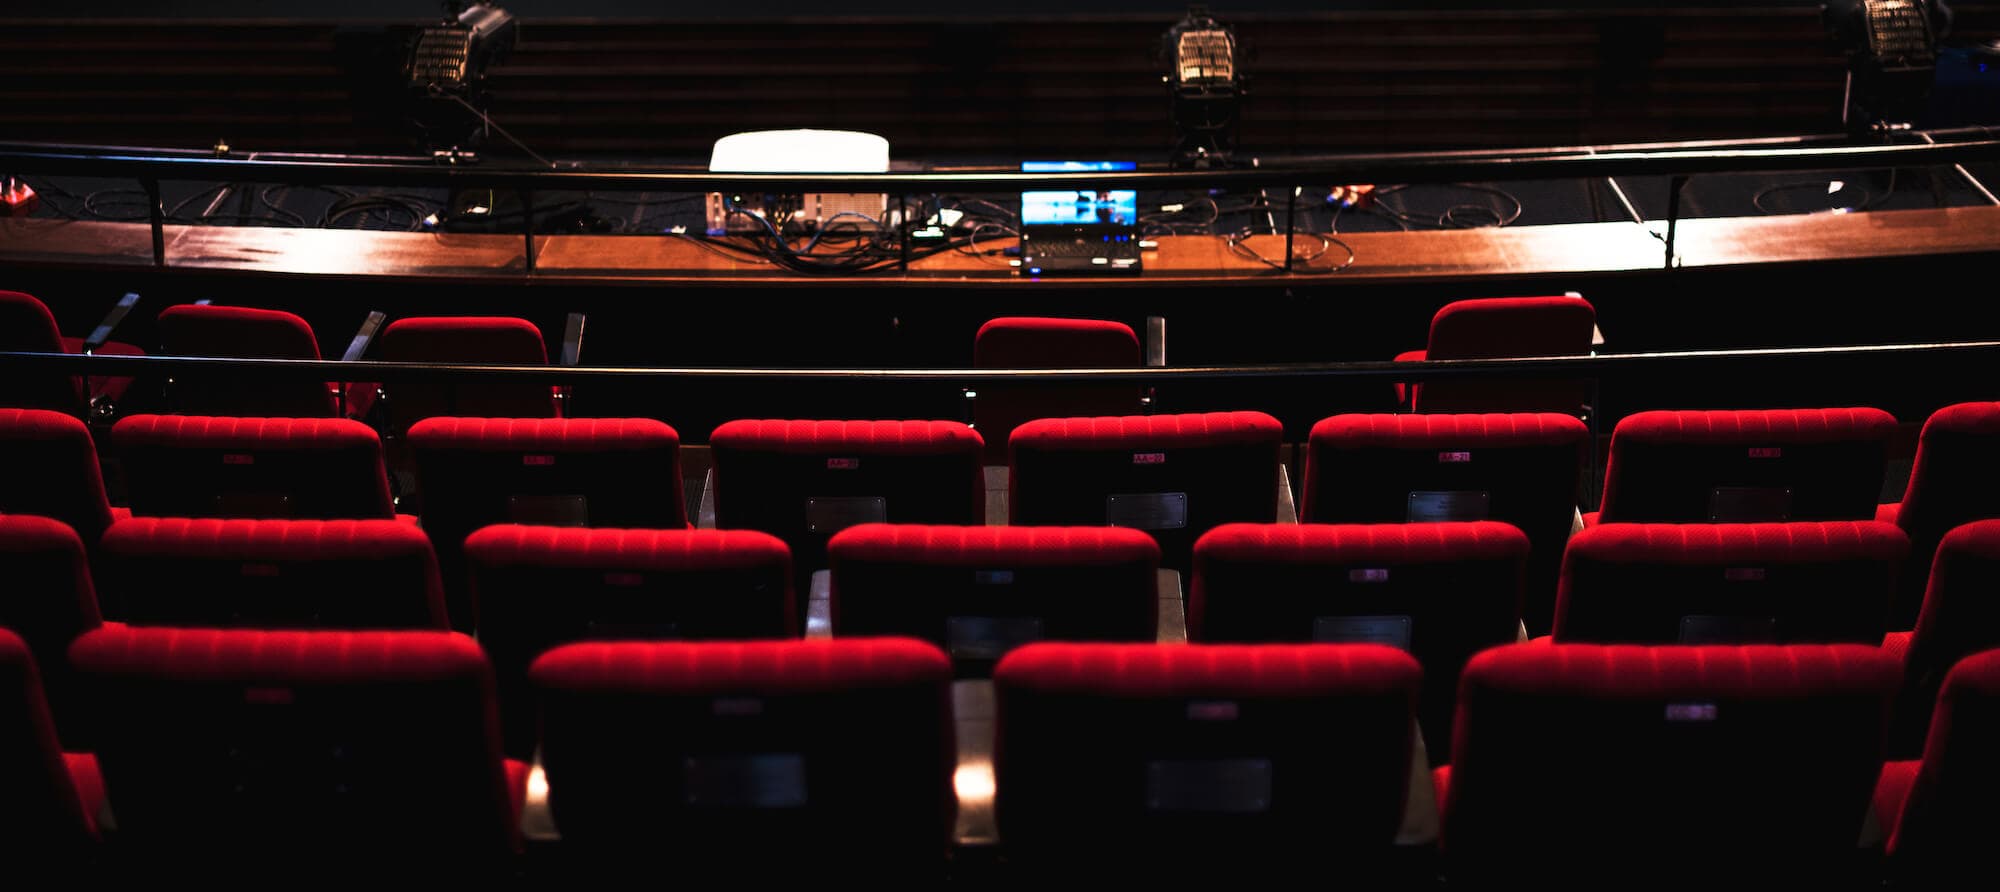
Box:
[1163,4,1244,168]
[1825,0,1947,130]
[408,1,517,94]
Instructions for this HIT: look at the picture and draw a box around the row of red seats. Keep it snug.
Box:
[6,400,1994,618]
[2,291,563,427]
[5,291,1600,426]
[6,630,1995,883]
[8,504,1993,758]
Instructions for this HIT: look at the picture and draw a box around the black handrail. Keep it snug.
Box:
[6,130,2000,190]
[6,339,1997,384]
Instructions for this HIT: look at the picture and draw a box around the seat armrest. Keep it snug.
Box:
[560,312,586,367]
[340,310,387,363]
[82,292,141,354]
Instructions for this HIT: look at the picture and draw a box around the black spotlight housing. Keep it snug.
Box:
[1163,4,1244,169]
[406,1,519,159]
[409,1,518,95]
[1824,0,1947,131]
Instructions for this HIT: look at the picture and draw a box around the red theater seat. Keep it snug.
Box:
[710,419,985,583]
[1876,648,2000,884]
[409,416,689,630]
[408,416,687,532]
[1597,407,1895,523]
[156,304,341,418]
[827,523,1160,669]
[112,415,395,519]
[1301,412,1587,635]
[375,316,557,433]
[69,627,523,875]
[0,289,141,418]
[0,515,101,742]
[1552,521,1906,645]
[465,524,795,756]
[1008,411,1283,570]
[0,630,98,862]
[1440,643,1898,885]
[1393,295,1596,413]
[530,638,955,878]
[94,517,447,630]
[0,408,119,545]
[972,316,1142,458]
[1886,520,2000,754]
[1882,401,2000,627]
[1189,521,1528,760]
[993,642,1422,877]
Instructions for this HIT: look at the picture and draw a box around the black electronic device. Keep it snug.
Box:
[1017,183,1143,276]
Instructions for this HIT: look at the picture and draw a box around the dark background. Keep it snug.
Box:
[7,3,1994,160]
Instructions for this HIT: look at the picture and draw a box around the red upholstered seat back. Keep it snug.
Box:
[69,627,518,870]
[1441,643,1897,883]
[156,304,337,417]
[1886,648,2000,880]
[0,630,95,858]
[993,642,1421,873]
[1598,407,1895,523]
[1554,521,1907,645]
[1008,411,1283,570]
[112,415,395,520]
[466,524,795,756]
[710,419,985,581]
[0,515,101,741]
[530,638,955,873]
[0,409,117,543]
[95,517,447,630]
[1412,295,1596,413]
[827,523,1160,669]
[1302,412,1587,634]
[410,416,690,632]
[376,316,555,431]
[1190,521,1527,759]
[0,290,86,414]
[408,416,687,532]
[1894,520,2000,749]
[972,317,1142,457]
[1889,402,2000,626]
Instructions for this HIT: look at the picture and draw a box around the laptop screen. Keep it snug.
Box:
[1020,190,1139,226]
[1021,161,1138,227]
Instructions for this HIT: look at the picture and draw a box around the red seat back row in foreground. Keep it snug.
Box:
[0,629,1931,881]
[1439,643,1899,886]
[0,629,97,863]
[1876,648,2000,885]
[65,626,524,877]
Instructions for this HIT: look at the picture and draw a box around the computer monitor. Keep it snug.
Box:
[1019,190,1139,227]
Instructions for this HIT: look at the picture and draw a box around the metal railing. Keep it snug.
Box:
[4,338,1995,387]
[5,126,2000,274]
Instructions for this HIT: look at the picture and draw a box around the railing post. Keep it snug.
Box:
[142,178,165,268]
[898,194,911,272]
[519,184,536,275]
[1663,175,1687,269]
[1283,185,1297,273]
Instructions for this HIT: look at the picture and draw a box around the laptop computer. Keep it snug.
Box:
[1018,161,1142,275]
